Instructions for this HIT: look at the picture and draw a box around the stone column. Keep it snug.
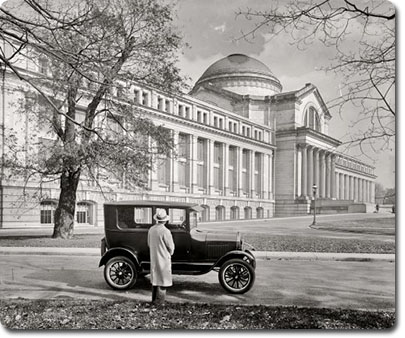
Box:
[345,175,350,200]
[207,139,214,194]
[250,150,256,198]
[340,173,344,199]
[349,176,354,200]
[354,177,358,202]
[296,144,302,197]
[269,151,274,200]
[223,143,229,196]
[314,148,320,194]
[363,179,367,202]
[237,147,243,197]
[319,151,326,198]
[170,131,179,192]
[330,155,336,199]
[335,172,340,200]
[325,153,331,198]
[301,144,307,197]
[260,153,265,199]
[307,146,314,196]
[190,135,198,193]
[263,153,269,200]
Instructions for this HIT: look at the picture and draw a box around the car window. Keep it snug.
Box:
[116,206,152,229]
[189,211,198,230]
[167,208,186,226]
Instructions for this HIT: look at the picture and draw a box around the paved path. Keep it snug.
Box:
[0,253,395,310]
[0,246,395,262]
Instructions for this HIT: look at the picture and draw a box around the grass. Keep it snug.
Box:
[0,217,395,253]
[0,299,395,329]
[0,216,396,329]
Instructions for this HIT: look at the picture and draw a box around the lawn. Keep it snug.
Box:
[0,299,395,329]
[0,217,395,253]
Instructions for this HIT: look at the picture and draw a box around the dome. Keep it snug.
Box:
[193,54,282,96]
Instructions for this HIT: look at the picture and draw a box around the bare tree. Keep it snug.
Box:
[0,0,184,238]
[238,0,395,151]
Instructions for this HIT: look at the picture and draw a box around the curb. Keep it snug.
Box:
[252,251,395,262]
[0,247,395,262]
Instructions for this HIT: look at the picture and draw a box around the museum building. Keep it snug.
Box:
[0,53,376,227]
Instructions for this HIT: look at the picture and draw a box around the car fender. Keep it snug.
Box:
[214,250,256,269]
[99,247,140,269]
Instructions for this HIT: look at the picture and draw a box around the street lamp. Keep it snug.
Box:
[312,184,318,225]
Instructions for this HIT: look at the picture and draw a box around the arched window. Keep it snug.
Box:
[230,206,239,220]
[256,207,264,219]
[244,206,252,220]
[215,205,225,221]
[304,107,321,132]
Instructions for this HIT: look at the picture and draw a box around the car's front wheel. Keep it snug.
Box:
[218,258,255,294]
[104,256,137,290]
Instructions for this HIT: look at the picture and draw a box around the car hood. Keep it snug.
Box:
[192,228,241,243]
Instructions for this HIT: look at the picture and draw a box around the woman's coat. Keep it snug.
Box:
[147,223,175,287]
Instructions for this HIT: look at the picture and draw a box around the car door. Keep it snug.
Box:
[166,207,191,261]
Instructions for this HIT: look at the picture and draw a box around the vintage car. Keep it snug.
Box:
[99,200,256,294]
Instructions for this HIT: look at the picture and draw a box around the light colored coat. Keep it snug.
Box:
[147,223,175,287]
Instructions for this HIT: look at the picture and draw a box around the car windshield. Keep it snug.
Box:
[189,211,198,230]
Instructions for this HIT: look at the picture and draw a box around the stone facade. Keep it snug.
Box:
[0,53,376,228]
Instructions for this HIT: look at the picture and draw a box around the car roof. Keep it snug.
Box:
[104,200,201,209]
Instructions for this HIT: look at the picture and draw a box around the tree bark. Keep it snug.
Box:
[52,167,81,239]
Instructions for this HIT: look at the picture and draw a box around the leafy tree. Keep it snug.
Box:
[0,0,183,238]
[238,0,395,151]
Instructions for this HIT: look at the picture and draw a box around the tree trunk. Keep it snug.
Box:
[52,168,81,239]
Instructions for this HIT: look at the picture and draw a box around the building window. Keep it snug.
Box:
[142,92,149,106]
[213,116,218,127]
[228,147,237,192]
[215,206,225,221]
[40,201,56,224]
[256,207,264,219]
[197,110,202,122]
[255,153,261,193]
[76,202,94,224]
[178,161,187,186]
[158,97,164,110]
[157,157,169,185]
[230,206,239,220]
[304,107,321,132]
[178,133,188,158]
[244,206,252,219]
[242,150,249,193]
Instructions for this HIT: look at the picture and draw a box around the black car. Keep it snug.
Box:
[99,200,256,294]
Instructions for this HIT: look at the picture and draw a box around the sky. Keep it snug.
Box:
[0,0,396,189]
[172,0,396,189]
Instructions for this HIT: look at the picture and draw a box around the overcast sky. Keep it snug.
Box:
[173,0,396,189]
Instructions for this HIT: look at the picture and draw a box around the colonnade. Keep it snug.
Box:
[151,131,275,200]
[296,144,375,202]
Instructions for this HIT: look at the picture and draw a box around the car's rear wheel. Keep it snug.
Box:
[104,256,137,290]
[218,258,255,294]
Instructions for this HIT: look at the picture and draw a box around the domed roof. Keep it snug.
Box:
[193,54,282,96]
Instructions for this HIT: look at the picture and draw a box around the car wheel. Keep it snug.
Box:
[104,256,137,290]
[218,258,255,294]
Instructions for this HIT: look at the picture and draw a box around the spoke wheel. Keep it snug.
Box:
[104,256,137,290]
[219,258,255,294]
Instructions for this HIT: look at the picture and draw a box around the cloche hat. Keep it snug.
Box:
[153,209,170,223]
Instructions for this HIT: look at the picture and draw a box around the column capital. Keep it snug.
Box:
[297,143,307,149]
